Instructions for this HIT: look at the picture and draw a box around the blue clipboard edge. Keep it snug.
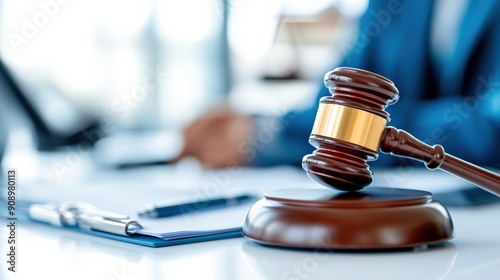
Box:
[31,219,243,247]
[1,208,243,248]
[85,227,243,248]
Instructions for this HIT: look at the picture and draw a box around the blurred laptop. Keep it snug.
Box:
[0,58,102,149]
[0,58,183,169]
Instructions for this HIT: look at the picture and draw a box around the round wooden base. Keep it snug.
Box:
[243,186,454,249]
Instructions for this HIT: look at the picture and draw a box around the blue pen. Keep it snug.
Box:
[137,193,257,218]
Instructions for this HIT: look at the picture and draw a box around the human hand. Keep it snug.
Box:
[178,108,254,168]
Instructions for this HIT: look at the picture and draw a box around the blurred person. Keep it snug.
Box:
[179,0,500,169]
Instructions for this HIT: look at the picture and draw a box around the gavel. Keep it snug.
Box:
[302,67,500,194]
[243,67,498,249]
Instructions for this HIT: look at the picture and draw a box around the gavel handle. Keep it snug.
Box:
[380,127,500,196]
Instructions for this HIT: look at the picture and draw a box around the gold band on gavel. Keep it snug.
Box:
[311,104,387,152]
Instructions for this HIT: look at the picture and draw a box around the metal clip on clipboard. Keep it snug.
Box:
[28,202,143,236]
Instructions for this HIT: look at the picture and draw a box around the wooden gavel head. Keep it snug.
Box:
[302,67,400,191]
[302,67,500,194]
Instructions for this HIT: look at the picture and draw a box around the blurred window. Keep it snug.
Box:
[0,0,367,130]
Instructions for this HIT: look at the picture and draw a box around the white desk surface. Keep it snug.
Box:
[2,155,500,280]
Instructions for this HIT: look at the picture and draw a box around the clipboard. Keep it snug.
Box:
[1,200,244,248]
[80,227,242,248]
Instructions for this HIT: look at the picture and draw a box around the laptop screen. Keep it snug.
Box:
[0,57,102,150]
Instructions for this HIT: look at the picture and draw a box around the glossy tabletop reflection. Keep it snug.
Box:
[1,156,499,280]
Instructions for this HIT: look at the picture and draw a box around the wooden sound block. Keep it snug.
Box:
[243,186,454,250]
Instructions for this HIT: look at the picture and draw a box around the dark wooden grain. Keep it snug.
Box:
[303,67,500,195]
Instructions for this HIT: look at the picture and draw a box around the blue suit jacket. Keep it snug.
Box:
[252,0,500,167]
